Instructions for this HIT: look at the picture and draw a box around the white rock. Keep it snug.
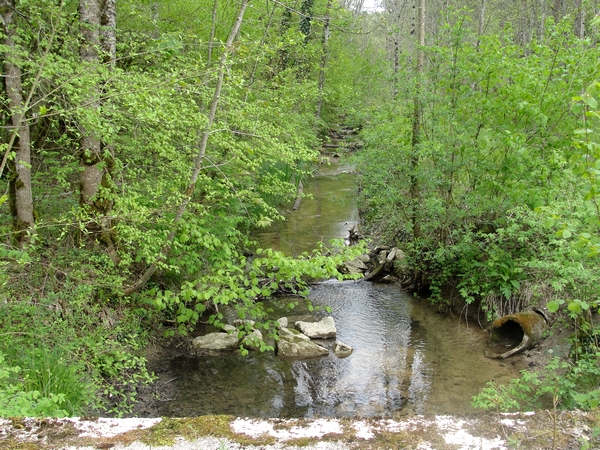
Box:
[192,332,239,351]
[334,340,353,358]
[295,316,337,339]
[277,328,329,359]
[241,329,263,351]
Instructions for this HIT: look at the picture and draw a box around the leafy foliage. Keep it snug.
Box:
[0,0,373,417]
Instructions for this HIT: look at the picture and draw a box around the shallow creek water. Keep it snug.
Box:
[157,157,527,418]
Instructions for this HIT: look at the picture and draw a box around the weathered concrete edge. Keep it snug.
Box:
[0,411,598,449]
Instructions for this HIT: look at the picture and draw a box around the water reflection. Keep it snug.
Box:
[254,158,358,256]
[161,282,434,418]
[155,156,527,418]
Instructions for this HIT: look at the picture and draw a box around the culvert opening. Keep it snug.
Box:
[492,320,524,347]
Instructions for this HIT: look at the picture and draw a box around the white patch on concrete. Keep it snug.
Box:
[352,421,375,439]
[68,417,162,438]
[382,416,429,432]
[231,418,275,438]
[435,415,464,430]
[416,443,435,450]
[444,428,506,449]
[231,418,344,441]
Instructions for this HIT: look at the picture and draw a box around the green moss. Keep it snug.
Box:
[140,416,275,447]
[367,430,411,449]
[0,441,41,450]
[282,437,317,447]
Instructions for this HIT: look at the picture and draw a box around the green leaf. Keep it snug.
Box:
[547,301,561,313]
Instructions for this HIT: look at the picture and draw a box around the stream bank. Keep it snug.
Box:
[126,150,535,420]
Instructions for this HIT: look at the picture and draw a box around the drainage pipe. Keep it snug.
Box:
[486,309,548,359]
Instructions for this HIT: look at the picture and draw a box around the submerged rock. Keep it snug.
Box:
[276,327,329,359]
[295,316,337,339]
[333,340,353,358]
[192,332,239,352]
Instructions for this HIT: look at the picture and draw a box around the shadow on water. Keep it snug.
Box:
[156,156,527,418]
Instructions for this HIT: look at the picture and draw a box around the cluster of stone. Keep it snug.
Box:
[191,316,352,360]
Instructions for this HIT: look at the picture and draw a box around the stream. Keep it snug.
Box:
[151,155,527,419]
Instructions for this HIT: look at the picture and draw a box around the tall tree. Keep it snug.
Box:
[410,0,425,241]
[552,0,565,21]
[79,0,118,260]
[316,0,332,118]
[385,0,409,98]
[1,0,34,246]
[574,0,585,39]
[207,0,218,63]
[78,0,103,214]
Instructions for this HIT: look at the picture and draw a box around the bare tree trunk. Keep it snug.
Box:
[575,0,585,39]
[208,0,218,63]
[517,0,532,45]
[79,0,119,263]
[316,0,332,119]
[410,0,425,242]
[124,0,251,295]
[351,0,365,15]
[79,0,103,214]
[552,0,564,21]
[99,0,119,262]
[1,0,35,246]
[477,0,486,50]
[100,0,116,65]
[385,0,407,99]
[538,0,546,40]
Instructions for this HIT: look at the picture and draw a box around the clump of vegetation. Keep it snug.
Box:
[0,0,371,417]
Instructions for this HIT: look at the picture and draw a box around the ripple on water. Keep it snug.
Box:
[159,281,527,418]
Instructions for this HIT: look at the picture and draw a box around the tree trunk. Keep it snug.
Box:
[517,0,532,46]
[1,0,35,246]
[410,0,425,242]
[99,0,119,262]
[384,0,407,99]
[79,0,103,214]
[207,0,218,63]
[552,0,564,21]
[79,0,118,261]
[124,0,251,295]
[538,0,546,40]
[316,0,332,119]
[477,0,486,50]
[575,0,585,39]
[100,0,116,65]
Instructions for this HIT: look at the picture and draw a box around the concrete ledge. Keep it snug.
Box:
[1,410,598,449]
